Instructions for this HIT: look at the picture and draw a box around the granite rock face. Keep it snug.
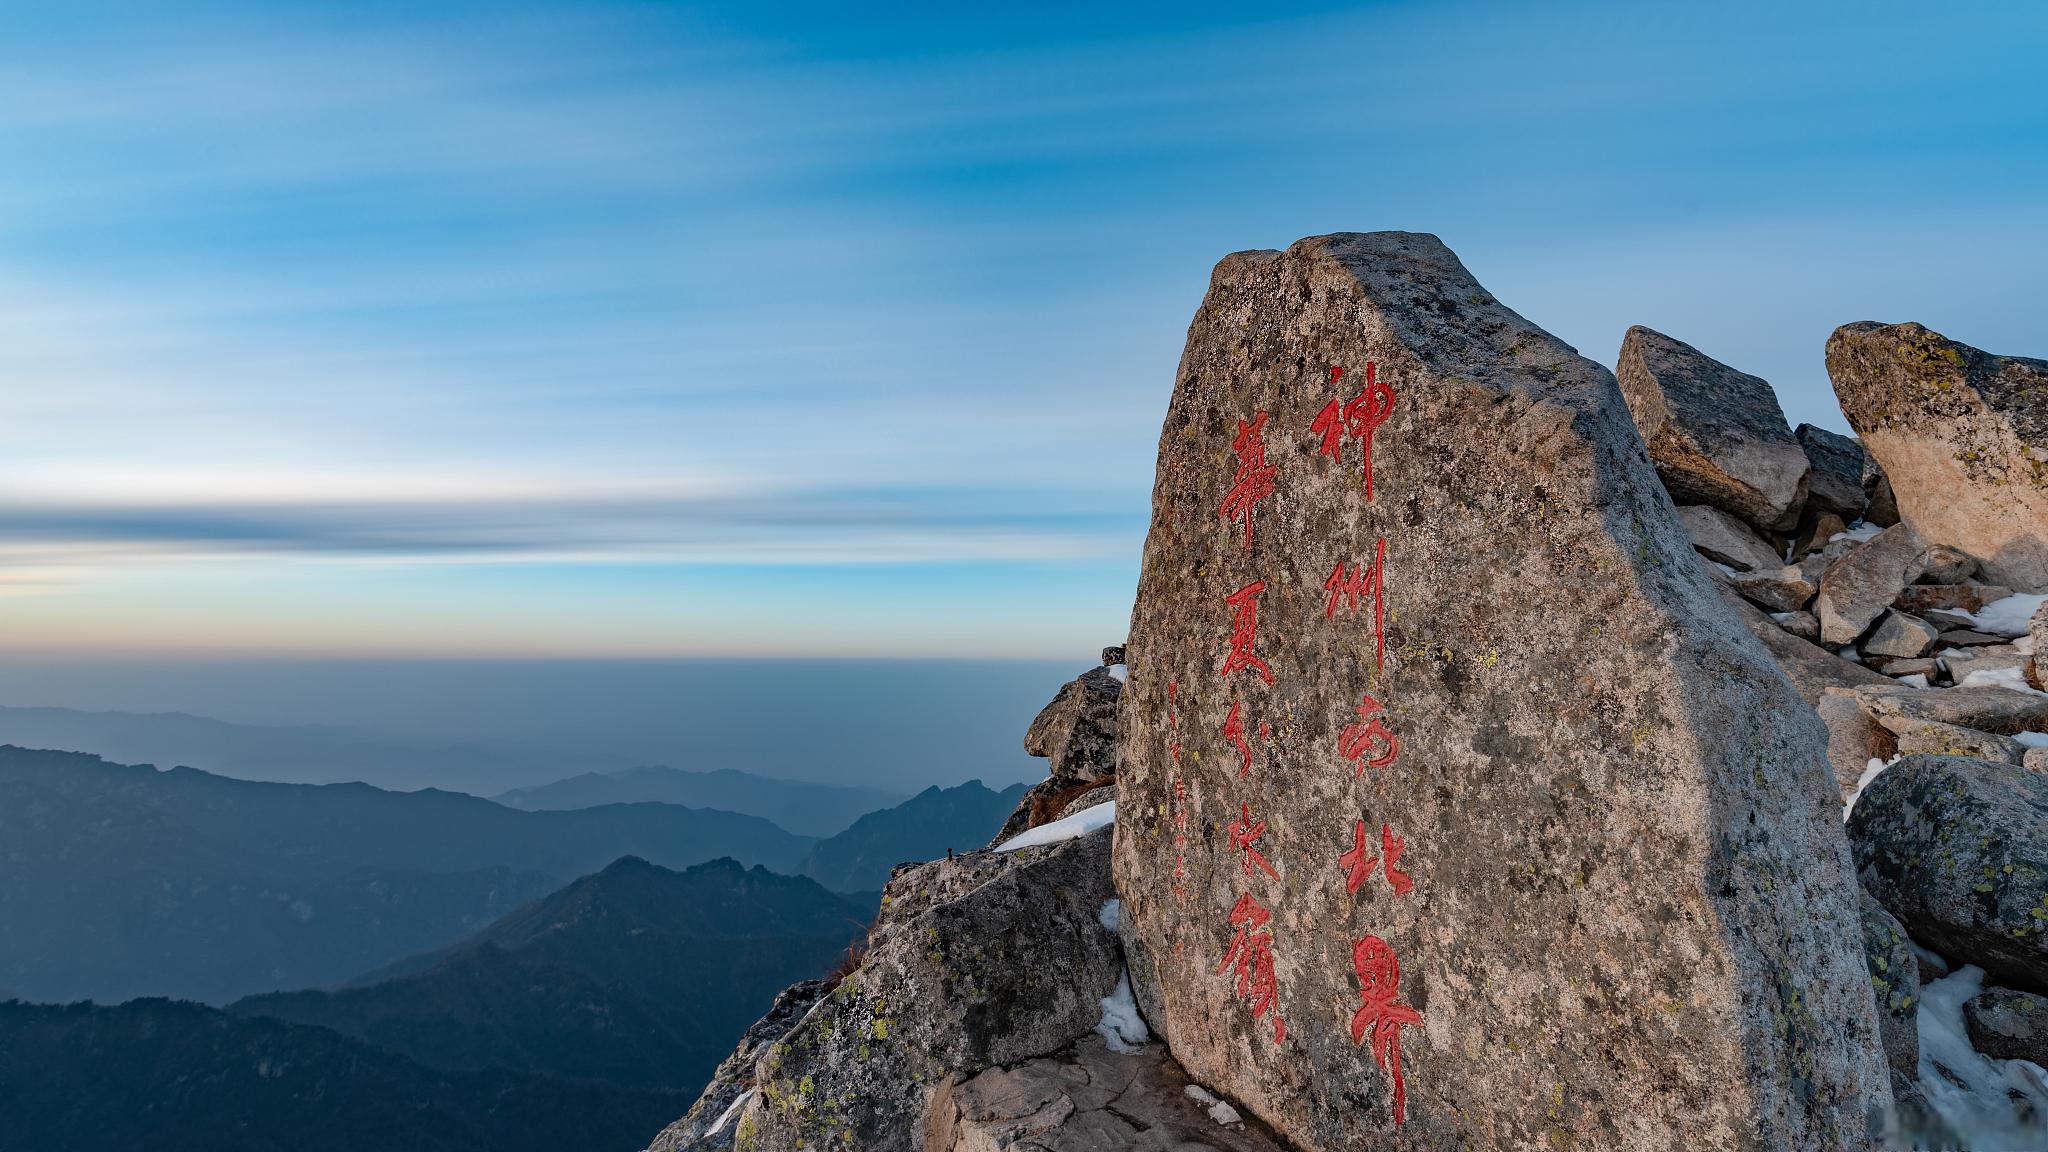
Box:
[728,828,1122,1152]
[644,981,829,1152]
[1615,325,1811,533]
[1817,524,1929,647]
[1797,423,1870,523]
[1826,322,2048,592]
[1962,988,2048,1066]
[1024,665,1125,785]
[1114,233,1889,1152]
[1675,504,1786,573]
[1848,754,2048,995]
[1858,890,1920,1081]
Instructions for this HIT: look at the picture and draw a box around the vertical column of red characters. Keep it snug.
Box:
[1317,363,1424,1126]
[1214,407,1285,1044]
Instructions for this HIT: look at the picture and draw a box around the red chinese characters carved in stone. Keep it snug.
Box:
[1310,362,1397,501]
[1218,411,1279,550]
[1219,581,1275,685]
[1216,892,1286,1043]
[1222,698,1253,778]
[1339,820,1413,896]
[1349,935,1424,1125]
[1226,801,1280,881]
[1323,538,1389,673]
[1337,693,1400,775]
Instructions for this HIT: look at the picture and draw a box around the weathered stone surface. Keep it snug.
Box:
[1775,610,1821,642]
[1963,988,2048,1066]
[1938,650,2033,689]
[1797,512,1848,559]
[645,980,828,1152]
[1116,233,1888,1151]
[1724,588,1891,705]
[1861,611,1939,660]
[1826,322,2048,592]
[1915,545,1980,586]
[1797,424,1870,523]
[1935,628,2009,649]
[1024,665,1124,785]
[2029,747,2048,774]
[1858,890,1919,1080]
[1848,754,2048,994]
[1894,583,2011,617]
[1616,325,1811,532]
[923,1035,1291,1152]
[1861,454,1900,528]
[733,827,1122,1152]
[1725,565,1815,614]
[1880,717,2024,765]
[1819,689,1896,796]
[1817,523,1930,646]
[1675,503,1787,572]
[1869,657,1934,679]
[1850,683,2048,737]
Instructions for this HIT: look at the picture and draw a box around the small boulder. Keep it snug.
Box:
[1862,455,1901,528]
[1894,583,2011,617]
[1851,682,2048,736]
[1826,322,2048,592]
[1818,689,1896,796]
[1817,523,1930,646]
[1849,754,2048,993]
[1796,423,1870,523]
[1859,889,1920,1079]
[1023,665,1123,784]
[1675,504,1787,572]
[2026,747,2048,774]
[1936,628,2010,649]
[1616,326,1811,532]
[1796,511,1847,558]
[1726,565,1816,613]
[1916,545,1981,586]
[1881,717,2023,765]
[1962,988,2048,1067]
[1773,610,1821,642]
[1871,657,1936,679]
[1862,611,1939,660]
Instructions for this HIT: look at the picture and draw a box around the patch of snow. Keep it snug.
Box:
[1845,756,1899,823]
[1181,1085,1241,1127]
[1935,647,1972,661]
[1894,673,1930,689]
[1711,561,1742,579]
[1915,964,2048,1148]
[1095,969,1150,1053]
[2016,731,2048,749]
[1838,645,1863,664]
[707,1088,756,1138]
[1184,1085,1220,1107]
[994,800,1115,852]
[1960,593,2048,638]
[1960,666,2046,696]
[1832,522,1884,543]
[1107,663,1128,682]
[1097,898,1121,933]
[1769,611,1801,624]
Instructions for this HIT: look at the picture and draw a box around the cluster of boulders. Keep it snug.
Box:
[1616,320,2048,1140]
[990,646,1125,845]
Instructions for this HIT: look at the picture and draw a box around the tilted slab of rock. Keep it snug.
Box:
[1849,754,2048,994]
[1826,322,2048,592]
[729,828,1122,1152]
[1882,716,2024,764]
[1849,683,2048,737]
[1724,565,1816,614]
[1616,326,1812,532]
[1797,424,1870,523]
[1676,504,1786,572]
[1861,611,1938,660]
[1817,524,1929,647]
[1114,233,1889,1152]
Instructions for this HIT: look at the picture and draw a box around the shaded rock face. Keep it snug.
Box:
[1817,524,1929,647]
[1848,754,2048,995]
[1024,666,1125,786]
[732,828,1121,1152]
[645,980,828,1152]
[1114,233,1888,1151]
[1796,424,1870,523]
[1963,988,2048,1066]
[1858,890,1919,1080]
[1615,325,1811,533]
[923,1035,1290,1152]
[1826,322,2048,592]
[1818,689,1895,796]
[1676,504,1785,573]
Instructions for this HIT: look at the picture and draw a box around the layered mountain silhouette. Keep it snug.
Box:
[495,765,903,837]
[0,998,689,1152]
[0,745,814,1003]
[797,779,1029,893]
[231,856,868,1092]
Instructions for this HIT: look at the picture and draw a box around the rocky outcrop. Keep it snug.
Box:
[1024,664,1124,786]
[1848,754,2048,994]
[1826,322,2048,592]
[1615,325,1812,533]
[1962,988,2048,1066]
[645,981,829,1152]
[720,827,1123,1152]
[1115,233,1888,1151]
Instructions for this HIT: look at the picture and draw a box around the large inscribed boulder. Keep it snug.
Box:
[1826,322,2048,592]
[1114,233,1889,1152]
[1615,325,1811,533]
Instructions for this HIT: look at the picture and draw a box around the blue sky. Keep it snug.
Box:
[2,0,2044,658]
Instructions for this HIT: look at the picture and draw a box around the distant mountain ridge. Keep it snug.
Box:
[798,779,1029,893]
[0,998,687,1152]
[0,745,814,1004]
[233,856,868,1092]
[495,765,903,837]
